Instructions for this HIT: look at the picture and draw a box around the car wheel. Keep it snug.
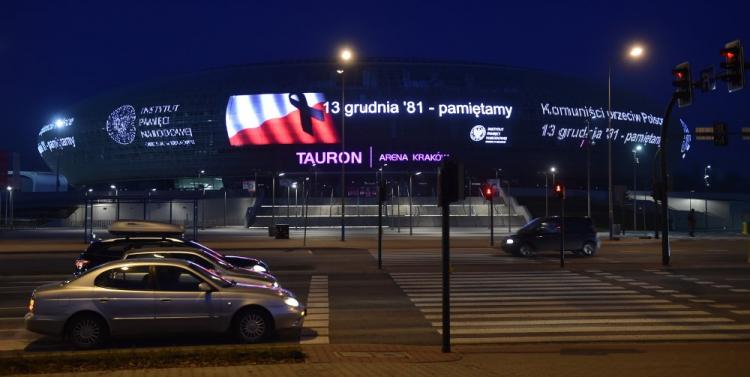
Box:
[234,308,271,343]
[65,313,108,349]
[581,242,597,257]
[518,244,534,257]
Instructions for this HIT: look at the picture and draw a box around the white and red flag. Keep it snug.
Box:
[225,93,339,146]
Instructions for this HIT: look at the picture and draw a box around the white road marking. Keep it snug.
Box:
[300,275,329,345]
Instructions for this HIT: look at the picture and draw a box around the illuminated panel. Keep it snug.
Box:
[225,93,339,146]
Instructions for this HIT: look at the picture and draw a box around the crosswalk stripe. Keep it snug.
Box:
[418,304,689,313]
[410,293,650,303]
[441,323,750,335]
[404,284,627,294]
[424,310,709,319]
[413,299,671,308]
[432,317,733,327]
[406,289,635,298]
[300,275,329,345]
[451,333,750,344]
[399,282,614,288]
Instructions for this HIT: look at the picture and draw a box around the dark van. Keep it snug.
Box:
[501,216,600,257]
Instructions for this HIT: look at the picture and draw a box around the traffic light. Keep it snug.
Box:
[480,183,494,201]
[437,159,464,206]
[720,40,744,93]
[553,183,565,199]
[672,62,693,107]
[713,122,729,146]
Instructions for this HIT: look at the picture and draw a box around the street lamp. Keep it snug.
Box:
[632,145,642,231]
[608,43,646,240]
[409,171,422,235]
[5,186,12,228]
[273,172,285,227]
[110,184,119,220]
[338,46,354,241]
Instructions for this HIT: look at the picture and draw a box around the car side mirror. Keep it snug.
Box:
[198,282,213,292]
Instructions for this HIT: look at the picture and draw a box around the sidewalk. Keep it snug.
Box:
[4,342,749,377]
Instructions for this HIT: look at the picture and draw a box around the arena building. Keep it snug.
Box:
[37,59,675,195]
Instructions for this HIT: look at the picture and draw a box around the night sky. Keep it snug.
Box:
[1,0,748,188]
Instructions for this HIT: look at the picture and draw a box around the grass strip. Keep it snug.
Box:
[0,345,304,375]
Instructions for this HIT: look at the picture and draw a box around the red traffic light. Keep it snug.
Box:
[672,62,693,107]
[720,40,744,93]
[553,183,565,199]
[481,183,494,200]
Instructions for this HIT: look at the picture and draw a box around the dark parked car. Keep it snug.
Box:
[501,216,600,257]
[74,221,269,275]
[122,248,279,288]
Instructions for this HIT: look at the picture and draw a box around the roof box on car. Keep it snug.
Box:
[108,220,185,238]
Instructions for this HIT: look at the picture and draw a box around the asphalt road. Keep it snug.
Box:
[1,236,750,351]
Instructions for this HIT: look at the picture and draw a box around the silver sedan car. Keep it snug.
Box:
[25,259,305,349]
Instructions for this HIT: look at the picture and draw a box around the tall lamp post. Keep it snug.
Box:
[273,172,285,227]
[549,166,556,216]
[110,184,119,220]
[409,171,421,235]
[632,145,642,231]
[338,47,353,241]
[608,43,645,240]
[5,186,12,229]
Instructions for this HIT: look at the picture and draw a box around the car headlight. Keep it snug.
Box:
[284,297,299,308]
[505,238,514,245]
[272,281,279,288]
[251,265,267,273]
[28,298,35,313]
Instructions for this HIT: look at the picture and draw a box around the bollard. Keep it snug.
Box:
[742,221,748,236]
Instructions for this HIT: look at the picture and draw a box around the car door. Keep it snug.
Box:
[533,220,562,251]
[91,265,156,336]
[563,219,585,250]
[152,265,224,333]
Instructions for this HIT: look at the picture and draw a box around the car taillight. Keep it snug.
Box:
[75,259,90,270]
[28,297,35,313]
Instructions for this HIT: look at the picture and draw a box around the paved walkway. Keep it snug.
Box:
[4,343,750,377]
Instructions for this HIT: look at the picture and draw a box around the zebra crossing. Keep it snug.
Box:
[391,270,750,345]
[368,248,536,267]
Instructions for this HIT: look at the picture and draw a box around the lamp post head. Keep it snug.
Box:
[628,44,644,59]
[278,172,286,177]
[550,167,556,173]
[340,48,353,63]
[110,184,116,189]
[6,186,11,191]
[635,145,643,152]
[88,188,93,192]
[415,171,422,176]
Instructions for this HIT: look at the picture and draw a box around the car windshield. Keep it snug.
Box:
[187,241,234,269]
[187,262,233,288]
[184,241,235,269]
[518,218,541,233]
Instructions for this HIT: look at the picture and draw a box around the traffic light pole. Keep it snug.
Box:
[378,183,383,270]
[441,194,450,353]
[657,93,679,266]
[489,194,494,246]
[560,193,565,268]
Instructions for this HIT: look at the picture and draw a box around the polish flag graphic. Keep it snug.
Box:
[225,93,339,146]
